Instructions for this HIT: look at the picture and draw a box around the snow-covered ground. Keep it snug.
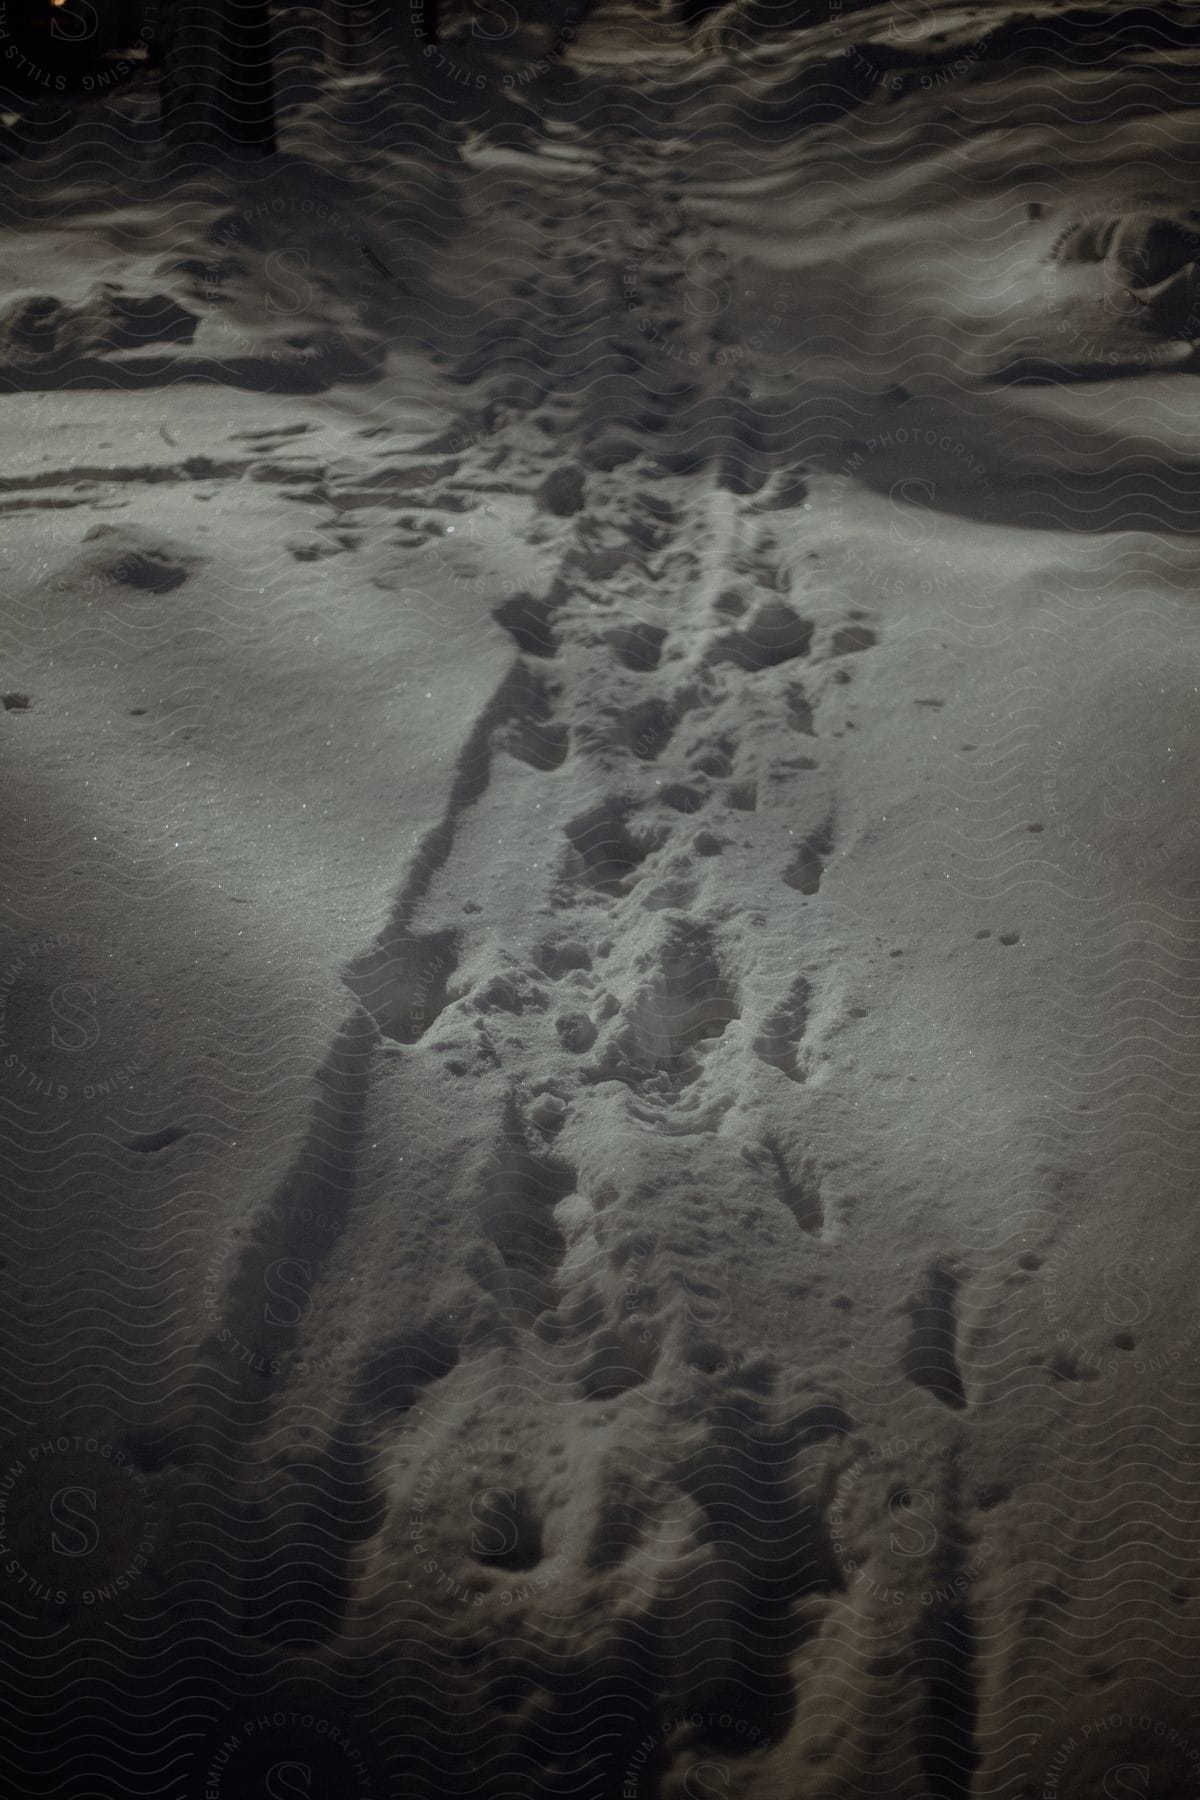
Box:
[4,3,1200,1795]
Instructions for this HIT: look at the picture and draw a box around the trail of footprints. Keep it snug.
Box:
[333,517,870,1123]
[166,107,1004,1797]
[187,436,895,1749]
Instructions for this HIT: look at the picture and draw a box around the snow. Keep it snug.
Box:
[3,2,1200,1796]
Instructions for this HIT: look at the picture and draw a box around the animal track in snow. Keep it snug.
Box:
[708,601,815,672]
[903,1264,969,1412]
[669,1398,842,1747]
[563,800,669,896]
[533,936,594,979]
[783,818,835,895]
[690,734,737,779]
[753,976,811,1082]
[480,1110,577,1326]
[659,782,707,815]
[607,622,666,671]
[623,694,681,761]
[588,919,739,1097]
[831,623,877,656]
[749,1137,825,1236]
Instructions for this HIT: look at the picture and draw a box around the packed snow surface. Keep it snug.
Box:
[4,3,1200,1796]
